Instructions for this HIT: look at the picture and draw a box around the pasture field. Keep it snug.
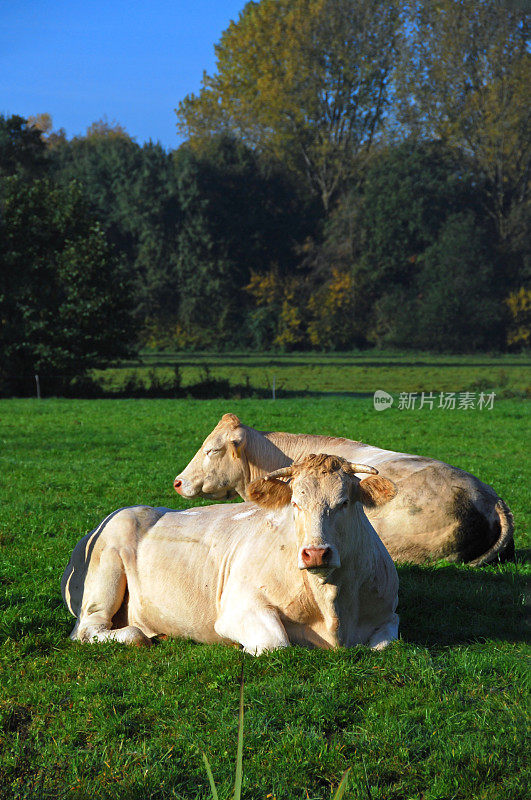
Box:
[0,396,529,799]
[93,350,531,397]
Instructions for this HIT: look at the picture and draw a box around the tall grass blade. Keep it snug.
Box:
[361,755,373,800]
[232,663,245,800]
[201,752,220,800]
[332,768,351,800]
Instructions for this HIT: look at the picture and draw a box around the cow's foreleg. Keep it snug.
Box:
[215,600,290,655]
[74,546,150,646]
[367,613,399,650]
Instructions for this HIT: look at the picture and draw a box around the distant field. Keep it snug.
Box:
[0,395,528,799]
[92,350,531,397]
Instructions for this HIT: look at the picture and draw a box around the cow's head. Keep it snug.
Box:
[174,413,247,500]
[248,454,396,578]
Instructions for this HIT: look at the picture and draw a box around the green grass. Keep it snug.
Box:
[0,396,529,799]
[92,350,531,397]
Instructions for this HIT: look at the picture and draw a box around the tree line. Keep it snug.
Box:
[1,0,529,394]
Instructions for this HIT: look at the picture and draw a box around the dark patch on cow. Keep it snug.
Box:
[451,489,498,562]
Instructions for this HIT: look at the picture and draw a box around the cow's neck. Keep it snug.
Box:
[264,431,366,465]
[304,509,379,644]
[241,427,368,498]
[341,505,381,589]
[240,427,293,496]
[301,569,340,637]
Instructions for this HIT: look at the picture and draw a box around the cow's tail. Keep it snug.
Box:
[468,498,515,567]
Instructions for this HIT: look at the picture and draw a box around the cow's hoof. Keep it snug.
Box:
[115,626,152,646]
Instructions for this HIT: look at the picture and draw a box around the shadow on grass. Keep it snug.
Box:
[397,563,529,648]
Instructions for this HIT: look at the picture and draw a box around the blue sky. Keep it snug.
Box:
[1,0,247,150]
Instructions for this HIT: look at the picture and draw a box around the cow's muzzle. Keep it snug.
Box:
[174,476,235,501]
[173,476,199,498]
[299,546,332,569]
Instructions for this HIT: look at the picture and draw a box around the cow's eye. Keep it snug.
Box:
[340,499,349,509]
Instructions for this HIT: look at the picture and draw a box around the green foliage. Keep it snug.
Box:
[358,141,483,291]
[50,128,314,351]
[50,124,182,324]
[0,176,135,395]
[368,212,504,352]
[396,0,529,246]
[0,114,47,179]
[174,0,528,352]
[307,268,367,351]
[177,0,402,210]
[0,396,528,798]
[246,269,306,350]
[413,213,504,351]
[3,0,529,363]
[506,287,531,349]
[174,136,312,348]
[309,141,506,350]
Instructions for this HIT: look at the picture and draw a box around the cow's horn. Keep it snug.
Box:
[264,466,294,480]
[349,463,379,475]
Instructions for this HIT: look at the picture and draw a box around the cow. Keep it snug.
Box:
[62,454,399,653]
[173,413,514,566]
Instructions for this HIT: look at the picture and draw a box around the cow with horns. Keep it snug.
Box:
[62,454,399,653]
[174,413,514,566]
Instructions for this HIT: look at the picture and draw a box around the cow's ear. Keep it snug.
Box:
[229,427,246,459]
[358,476,397,507]
[248,478,292,509]
[229,440,244,459]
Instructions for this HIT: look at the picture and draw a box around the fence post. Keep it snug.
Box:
[272,375,276,401]
[35,374,41,400]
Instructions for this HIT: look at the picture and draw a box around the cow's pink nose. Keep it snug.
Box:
[301,546,331,568]
[174,478,183,494]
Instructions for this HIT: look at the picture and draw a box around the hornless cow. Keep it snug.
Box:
[62,455,399,653]
[174,414,514,566]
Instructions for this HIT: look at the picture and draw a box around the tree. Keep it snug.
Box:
[50,121,183,324]
[174,136,312,348]
[354,140,488,299]
[177,0,402,211]
[246,269,306,349]
[397,0,529,252]
[505,287,531,349]
[50,120,142,259]
[307,268,359,349]
[305,140,505,350]
[27,112,67,150]
[0,114,47,178]
[412,212,504,352]
[0,176,135,395]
